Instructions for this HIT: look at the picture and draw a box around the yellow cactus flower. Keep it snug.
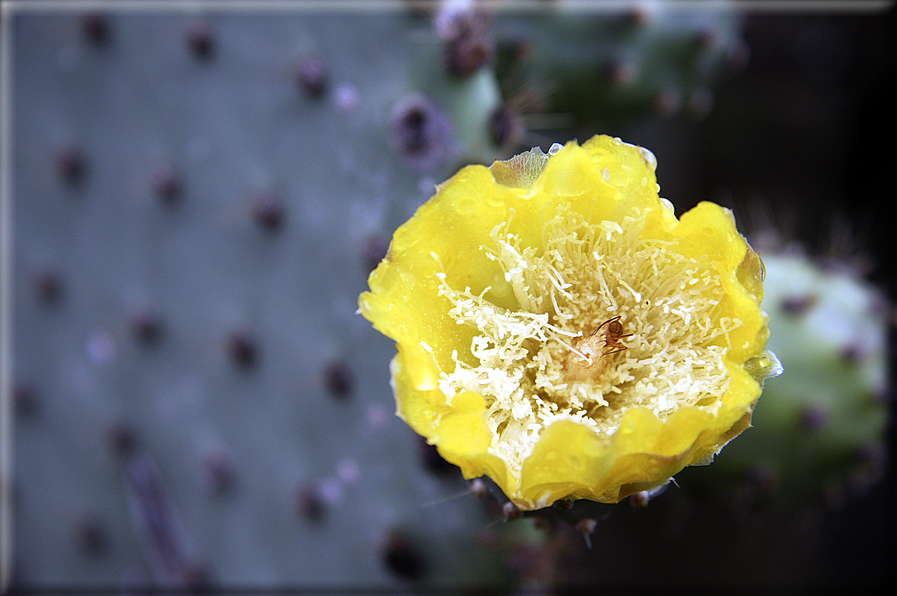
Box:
[359,135,780,510]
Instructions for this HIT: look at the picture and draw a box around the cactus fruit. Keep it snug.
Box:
[678,249,890,508]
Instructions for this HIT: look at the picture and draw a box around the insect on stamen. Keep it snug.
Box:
[588,315,633,357]
[564,315,632,381]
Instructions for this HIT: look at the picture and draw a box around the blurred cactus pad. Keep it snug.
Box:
[492,0,747,126]
[679,251,890,507]
[10,7,525,591]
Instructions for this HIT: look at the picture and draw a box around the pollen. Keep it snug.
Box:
[435,205,736,477]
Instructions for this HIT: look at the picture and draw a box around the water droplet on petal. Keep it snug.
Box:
[638,147,657,171]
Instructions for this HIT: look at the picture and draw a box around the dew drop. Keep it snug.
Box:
[744,350,783,383]
[485,193,504,208]
[638,147,657,171]
[457,196,477,216]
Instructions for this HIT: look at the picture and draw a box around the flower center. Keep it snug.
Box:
[434,205,740,474]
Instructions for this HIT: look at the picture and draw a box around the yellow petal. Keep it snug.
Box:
[360,135,772,510]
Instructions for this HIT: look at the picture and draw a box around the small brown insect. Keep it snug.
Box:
[564,315,632,380]
[590,315,632,356]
